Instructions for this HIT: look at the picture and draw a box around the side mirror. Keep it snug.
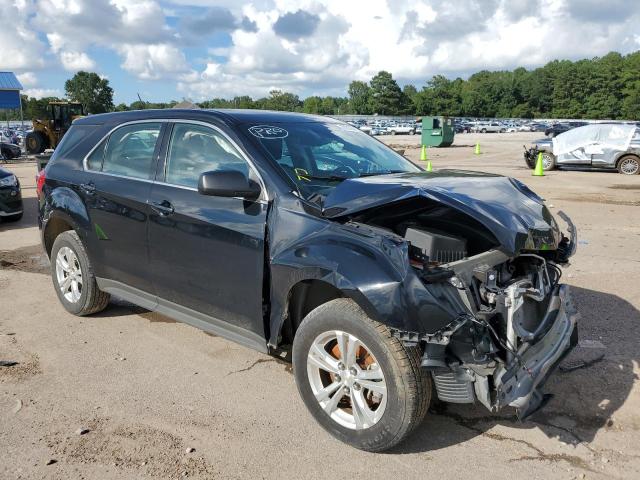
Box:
[198,170,261,201]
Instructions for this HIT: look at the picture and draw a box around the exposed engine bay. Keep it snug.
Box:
[349,197,579,420]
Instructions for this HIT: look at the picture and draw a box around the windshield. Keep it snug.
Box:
[243,121,420,201]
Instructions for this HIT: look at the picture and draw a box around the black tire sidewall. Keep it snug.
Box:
[50,231,94,315]
[292,301,412,451]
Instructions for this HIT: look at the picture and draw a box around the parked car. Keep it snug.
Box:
[1,142,21,160]
[38,109,578,452]
[544,122,587,138]
[471,122,506,133]
[524,123,640,174]
[386,123,415,135]
[0,166,23,221]
[454,122,472,133]
[359,124,372,134]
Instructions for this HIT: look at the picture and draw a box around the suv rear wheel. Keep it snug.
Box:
[51,231,110,315]
[292,298,430,452]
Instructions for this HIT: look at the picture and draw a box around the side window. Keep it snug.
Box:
[51,125,97,162]
[86,139,106,171]
[101,123,161,180]
[165,123,249,188]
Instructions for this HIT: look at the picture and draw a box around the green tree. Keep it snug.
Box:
[347,80,371,114]
[64,71,114,114]
[368,71,405,115]
[263,90,301,111]
[302,96,322,114]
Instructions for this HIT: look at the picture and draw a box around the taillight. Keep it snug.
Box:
[36,169,46,199]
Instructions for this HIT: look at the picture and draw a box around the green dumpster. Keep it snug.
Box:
[421,116,455,147]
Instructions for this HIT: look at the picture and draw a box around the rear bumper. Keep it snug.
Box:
[494,284,579,419]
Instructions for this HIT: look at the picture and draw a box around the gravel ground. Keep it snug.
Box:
[1,132,639,479]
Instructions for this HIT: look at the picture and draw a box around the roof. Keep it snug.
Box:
[0,72,23,90]
[75,108,336,126]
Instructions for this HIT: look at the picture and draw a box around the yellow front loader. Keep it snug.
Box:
[26,102,85,154]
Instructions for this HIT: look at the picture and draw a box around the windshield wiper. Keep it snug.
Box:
[296,173,351,181]
[358,170,407,177]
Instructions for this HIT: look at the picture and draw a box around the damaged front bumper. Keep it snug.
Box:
[493,283,579,419]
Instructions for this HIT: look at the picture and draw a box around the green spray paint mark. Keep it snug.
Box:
[94,223,109,240]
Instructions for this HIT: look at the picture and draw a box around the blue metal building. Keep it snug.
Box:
[0,72,23,109]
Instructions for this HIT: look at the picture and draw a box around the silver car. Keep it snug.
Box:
[524,124,640,175]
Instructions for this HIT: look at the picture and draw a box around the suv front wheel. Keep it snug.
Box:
[51,231,110,316]
[292,298,430,452]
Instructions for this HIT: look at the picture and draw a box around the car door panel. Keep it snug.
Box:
[85,174,153,290]
[148,185,267,334]
[147,122,268,339]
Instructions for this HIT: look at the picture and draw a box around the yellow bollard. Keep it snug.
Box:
[474,142,481,155]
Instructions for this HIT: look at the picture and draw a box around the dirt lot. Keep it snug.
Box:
[1,132,639,479]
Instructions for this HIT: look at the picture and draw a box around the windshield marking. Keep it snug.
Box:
[248,125,289,139]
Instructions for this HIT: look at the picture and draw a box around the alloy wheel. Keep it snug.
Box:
[620,157,639,175]
[55,246,83,303]
[306,330,387,430]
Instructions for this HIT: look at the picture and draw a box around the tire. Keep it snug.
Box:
[292,298,430,452]
[26,131,46,154]
[541,151,556,171]
[617,155,640,175]
[50,231,110,316]
[481,128,487,133]
[391,130,397,135]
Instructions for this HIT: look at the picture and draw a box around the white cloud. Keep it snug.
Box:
[23,88,63,99]
[16,72,38,88]
[118,44,191,80]
[60,51,96,71]
[4,0,640,100]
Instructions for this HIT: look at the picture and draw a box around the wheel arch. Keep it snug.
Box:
[42,187,92,257]
[272,278,380,348]
[616,153,640,168]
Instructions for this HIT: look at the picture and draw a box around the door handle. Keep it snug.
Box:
[149,200,174,216]
[80,182,95,195]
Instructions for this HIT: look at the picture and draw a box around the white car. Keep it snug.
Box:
[386,123,416,135]
[471,122,506,133]
[359,124,372,134]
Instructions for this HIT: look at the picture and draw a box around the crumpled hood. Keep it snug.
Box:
[321,170,561,255]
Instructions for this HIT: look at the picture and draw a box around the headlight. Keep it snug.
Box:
[0,174,18,187]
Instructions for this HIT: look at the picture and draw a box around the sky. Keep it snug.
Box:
[1,0,640,105]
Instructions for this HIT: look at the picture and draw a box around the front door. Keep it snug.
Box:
[147,122,268,340]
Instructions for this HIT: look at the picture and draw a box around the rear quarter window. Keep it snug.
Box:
[49,125,99,163]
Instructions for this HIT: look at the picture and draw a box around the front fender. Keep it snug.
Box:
[267,206,470,347]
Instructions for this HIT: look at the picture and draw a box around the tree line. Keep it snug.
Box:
[6,50,640,121]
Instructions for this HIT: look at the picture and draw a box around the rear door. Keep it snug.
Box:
[147,121,268,343]
[81,121,164,293]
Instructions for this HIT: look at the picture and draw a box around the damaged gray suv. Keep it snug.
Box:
[38,110,578,452]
